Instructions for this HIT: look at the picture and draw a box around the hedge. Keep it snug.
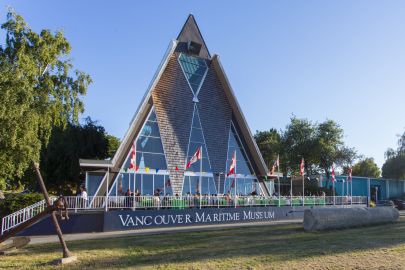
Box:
[0,193,44,218]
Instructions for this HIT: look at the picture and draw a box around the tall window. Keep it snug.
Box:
[224,122,262,195]
[108,108,172,196]
[123,109,167,171]
[182,103,217,195]
[178,53,208,101]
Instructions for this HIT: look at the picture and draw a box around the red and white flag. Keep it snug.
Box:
[331,163,336,182]
[186,146,202,169]
[348,167,352,181]
[270,155,280,175]
[299,158,305,176]
[129,143,136,170]
[227,151,237,177]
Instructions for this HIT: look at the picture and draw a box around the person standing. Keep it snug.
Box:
[80,187,88,208]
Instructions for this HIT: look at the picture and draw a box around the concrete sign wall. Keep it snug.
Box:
[103,206,303,231]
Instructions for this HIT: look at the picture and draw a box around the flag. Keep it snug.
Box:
[145,167,150,173]
[156,168,159,173]
[186,147,202,169]
[129,143,136,170]
[270,155,280,175]
[348,167,352,181]
[300,158,305,176]
[331,163,336,182]
[227,151,236,177]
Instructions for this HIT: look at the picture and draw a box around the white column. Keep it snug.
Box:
[105,168,109,211]
[367,178,371,206]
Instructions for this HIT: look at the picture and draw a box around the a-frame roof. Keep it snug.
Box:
[176,14,210,59]
[81,15,269,180]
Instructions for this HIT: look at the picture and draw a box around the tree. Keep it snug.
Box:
[315,120,356,179]
[106,134,120,158]
[255,117,356,178]
[0,10,91,187]
[382,155,405,180]
[352,158,381,178]
[382,129,405,179]
[281,117,317,175]
[20,118,120,194]
[254,129,281,168]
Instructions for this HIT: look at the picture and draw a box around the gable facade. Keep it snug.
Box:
[81,15,269,197]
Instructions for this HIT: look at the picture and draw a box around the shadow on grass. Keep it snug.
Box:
[16,218,405,269]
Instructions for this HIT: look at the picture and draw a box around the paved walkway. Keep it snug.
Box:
[5,219,302,246]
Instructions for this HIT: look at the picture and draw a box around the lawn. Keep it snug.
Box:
[1,217,405,270]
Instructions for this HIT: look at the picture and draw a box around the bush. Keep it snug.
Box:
[0,193,44,218]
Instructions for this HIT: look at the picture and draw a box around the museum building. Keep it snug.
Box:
[80,15,270,198]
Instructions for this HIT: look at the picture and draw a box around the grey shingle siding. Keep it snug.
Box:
[152,53,194,194]
[152,52,234,195]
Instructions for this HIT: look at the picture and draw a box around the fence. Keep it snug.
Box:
[66,195,367,211]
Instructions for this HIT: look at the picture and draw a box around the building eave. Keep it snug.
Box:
[79,159,113,168]
[110,40,178,169]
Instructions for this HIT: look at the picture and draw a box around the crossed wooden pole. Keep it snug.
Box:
[0,163,76,263]
[32,162,73,259]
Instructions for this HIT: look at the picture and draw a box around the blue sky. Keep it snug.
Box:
[2,1,405,168]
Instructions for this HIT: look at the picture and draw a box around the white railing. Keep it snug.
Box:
[1,197,57,236]
[1,195,367,235]
[63,195,367,211]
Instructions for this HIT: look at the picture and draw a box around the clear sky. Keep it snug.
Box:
[2,1,405,168]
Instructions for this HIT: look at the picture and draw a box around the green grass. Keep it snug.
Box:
[1,217,405,269]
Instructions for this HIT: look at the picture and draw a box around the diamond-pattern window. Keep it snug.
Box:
[122,109,168,170]
[178,53,208,99]
[225,123,254,176]
[185,104,212,172]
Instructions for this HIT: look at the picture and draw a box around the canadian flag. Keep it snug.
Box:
[227,151,236,177]
[331,163,336,182]
[270,155,280,175]
[129,143,136,170]
[186,147,202,169]
[299,158,305,176]
[348,167,352,181]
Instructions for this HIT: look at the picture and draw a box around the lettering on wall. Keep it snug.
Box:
[117,209,276,227]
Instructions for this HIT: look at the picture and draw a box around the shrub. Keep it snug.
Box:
[0,193,44,218]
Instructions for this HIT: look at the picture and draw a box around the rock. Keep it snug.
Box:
[303,207,399,231]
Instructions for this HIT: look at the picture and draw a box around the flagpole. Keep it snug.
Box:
[288,169,293,206]
[234,151,237,209]
[132,170,135,210]
[351,175,353,205]
[199,146,202,210]
[105,167,109,211]
[342,179,344,206]
[302,173,305,207]
[333,179,335,206]
[277,159,280,207]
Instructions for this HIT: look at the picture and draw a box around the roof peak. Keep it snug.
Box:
[177,14,210,58]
